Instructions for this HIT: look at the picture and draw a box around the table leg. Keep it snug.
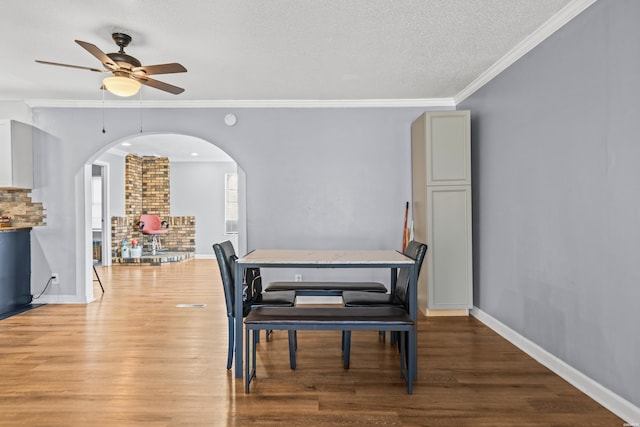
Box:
[390,267,397,293]
[409,263,418,379]
[235,261,244,378]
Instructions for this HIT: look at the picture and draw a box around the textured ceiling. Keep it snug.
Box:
[0,0,579,104]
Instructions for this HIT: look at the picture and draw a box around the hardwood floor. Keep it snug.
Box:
[0,259,623,426]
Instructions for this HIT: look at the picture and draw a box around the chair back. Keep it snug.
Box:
[139,214,162,233]
[393,240,428,308]
[213,241,237,318]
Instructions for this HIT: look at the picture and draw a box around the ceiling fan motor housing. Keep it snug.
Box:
[108,33,141,69]
[112,33,132,49]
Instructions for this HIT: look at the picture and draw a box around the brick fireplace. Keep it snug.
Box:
[111,154,195,262]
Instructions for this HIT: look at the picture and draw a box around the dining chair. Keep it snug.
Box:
[213,241,296,370]
[342,240,427,309]
[341,240,427,364]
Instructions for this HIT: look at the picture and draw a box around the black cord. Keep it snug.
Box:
[32,277,53,300]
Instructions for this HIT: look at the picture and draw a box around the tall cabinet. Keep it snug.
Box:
[0,120,33,189]
[411,111,472,316]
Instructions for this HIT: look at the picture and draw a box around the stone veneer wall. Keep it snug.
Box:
[111,216,129,257]
[125,154,143,217]
[0,189,46,227]
[161,216,196,251]
[142,156,170,218]
[111,154,195,260]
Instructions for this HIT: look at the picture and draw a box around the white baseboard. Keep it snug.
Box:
[471,307,640,424]
[32,295,93,304]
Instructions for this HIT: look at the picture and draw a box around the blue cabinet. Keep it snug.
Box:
[0,229,32,317]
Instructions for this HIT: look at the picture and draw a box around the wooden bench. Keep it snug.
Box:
[264,281,388,296]
[244,306,416,394]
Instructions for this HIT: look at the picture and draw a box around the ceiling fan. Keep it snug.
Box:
[36,32,187,96]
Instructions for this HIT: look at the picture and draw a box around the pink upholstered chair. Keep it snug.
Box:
[138,214,169,254]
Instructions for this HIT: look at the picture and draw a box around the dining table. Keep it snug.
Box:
[233,248,418,379]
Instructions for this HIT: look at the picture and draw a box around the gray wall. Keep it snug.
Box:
[96,151,125,217]
[28,106,445,302]
[459,0,639,407]
[170,160,238,255]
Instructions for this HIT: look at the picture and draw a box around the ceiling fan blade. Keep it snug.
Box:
[132,63,187,76]
[35,60,108,73]
[134,76,185,95]
[75,40,118,70]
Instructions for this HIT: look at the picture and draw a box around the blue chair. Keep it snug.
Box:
[213,241,296,370]
[342,241,427,309]
[341,240,427,365]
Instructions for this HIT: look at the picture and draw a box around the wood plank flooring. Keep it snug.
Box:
[0,259,623,426]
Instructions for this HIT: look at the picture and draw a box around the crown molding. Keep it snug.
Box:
[453,0,599,105]
[25,97,455,109]
[25,1,596,110]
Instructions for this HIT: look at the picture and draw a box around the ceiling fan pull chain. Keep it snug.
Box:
[139,88,143,133]
[102,88,106,134]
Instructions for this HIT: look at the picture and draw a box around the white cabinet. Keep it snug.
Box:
[0,120,33,189]
[411,111,472,315]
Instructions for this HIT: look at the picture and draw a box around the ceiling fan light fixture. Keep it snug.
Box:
[103,76,141,97]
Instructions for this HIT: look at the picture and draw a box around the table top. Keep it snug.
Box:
[237,249,414,266]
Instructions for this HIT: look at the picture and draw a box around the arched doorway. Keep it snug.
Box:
[84,132,246,300]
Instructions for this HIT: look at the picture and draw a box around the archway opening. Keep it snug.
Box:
[84,132,246,300]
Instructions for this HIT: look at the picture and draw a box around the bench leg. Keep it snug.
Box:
[396,330,415,394]
[398,331,409,394]
[407,329,416,394]
[245,328,258,393]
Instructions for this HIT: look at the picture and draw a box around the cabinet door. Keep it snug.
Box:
[0,120,12,186]
[0,120,33,189]
[425,111,471,186]
[426,186,473,310]
[0,230,32,315]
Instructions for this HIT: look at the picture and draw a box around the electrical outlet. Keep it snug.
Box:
[51,273,59,285]
[294,274,302,282]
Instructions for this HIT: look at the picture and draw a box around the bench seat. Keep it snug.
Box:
[244,306,415,394]
[264,281,388,296]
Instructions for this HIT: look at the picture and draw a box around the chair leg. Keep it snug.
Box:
[343,331,351,369]
[93,265,105,293]
[288,331,297,370]
[226,317,234,370]
[390,331,398,346]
